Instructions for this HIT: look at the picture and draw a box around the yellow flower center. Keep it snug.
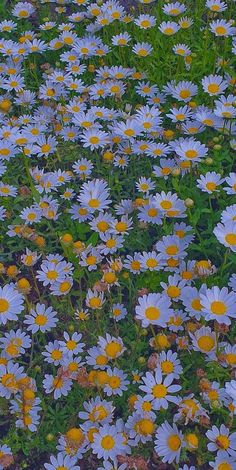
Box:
[41,144,51,153]
[211,301,227,315]
[166,245,178,255]
[86,255,97,266]
[115,222,127,232]
[88,198,100,208]
[109,376,121,388]
[147,208,158,217]
[168,434,181,451]
[137,48,148,57]
[206,182,217,191]
[216,435,230,450]
[51,350,62,360]
[89,136,99,144]
[197,335,215,351]
[105,342,122,358]
[136,418,155,435]
[185,149,197,159]
[208,83,220,94]
[89,297,101,308]
[103,272,117,284]
[96,355,108,366]
[47,270,58,280]
[160,200,172,209]
[179,89,190,99]
[161,361,174,374]
[167,286,180,298]
[145,306,160,320]
[35,315,47,326]
[0,298,9,313]
[152,384,167,398]
[146,258,158,268]
[218,463,233,470]
[101,435,115,450]
[215,26,227,35]
[66,340,76,350]
[225,233,236,245]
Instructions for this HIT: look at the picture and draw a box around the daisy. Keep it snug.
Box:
[229,273,236,291]
[0,206,6,221]
[24,303,58,334]
[155,235,187,259]
[98,334,125,360]
[173,44,191,57]
[200,286,236,324]
[134,14,156,29]
[196,172,224,194]
[21,249,40,267]
[110,303,127,322]
[163,2,186,16]
[189,326,217,356]
[91,424,124,461]
[202,74,228,96]
[126,411,156,444]
[139,251,165,271]
[78,179,112,213]
[171,137,208,162]
[174,394,208,424]
[210,20,236,37]
[20,206,42,225]
[202,381,228,407]
[0,329,31,359]
[44,452,80,470]
[159,21,180,35]
[36,261,68,286]
[181,285,206,319]
[140,369,181,410]
[42,341,64,365]
[132,42,153,57]
[154,421,184,463]
[138,201,163,225]
[59,332,84,356]
[79,397,114,425]
[223,173,236,195]
[146,142,171,158]
[168,309,188,332]
[111,33,131,46]
[111,216,133,235]
[135,292,173,328]
[80,129,109,149]
[123,253,143,274]
[0,183,17,197]
[161,274,186,300]
[209,451,236,470]
[164,80,198,102]
[86,289,105,309]
[206,0,227,12]
[206,424,236,456]
[104,367,129,396]
[167,105,193,122]
[0,283,24,325]
[43,374,72,400]
[157,350,183,379]
[12,2,35,18]
[80,246,102,271]
[115,119,141,140]
[0,361,25,399]
[154,191,186,218]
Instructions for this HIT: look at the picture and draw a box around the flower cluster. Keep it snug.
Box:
[0,0,236,469]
